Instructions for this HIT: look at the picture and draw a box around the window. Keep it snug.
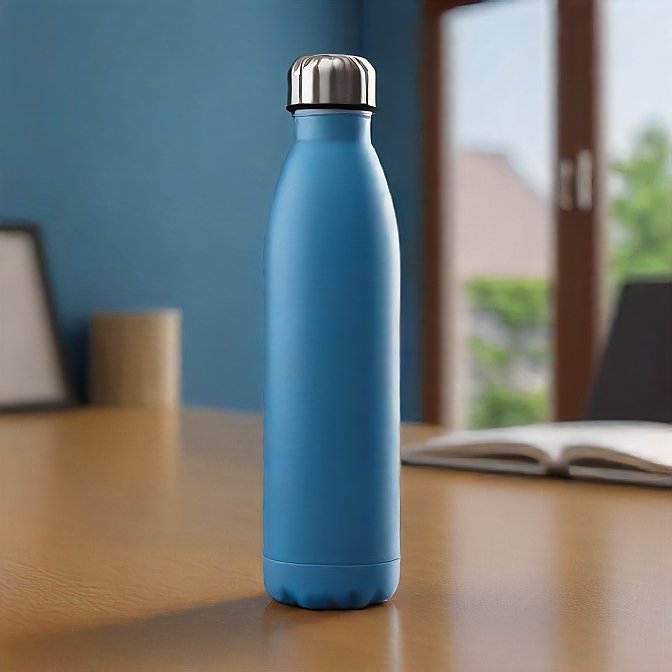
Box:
[604,0,672,302]
[442,0,554,429]
[423,0,615,426]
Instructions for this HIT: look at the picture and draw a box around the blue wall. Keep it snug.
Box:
[361,0,423,420]
[0,0,424,418]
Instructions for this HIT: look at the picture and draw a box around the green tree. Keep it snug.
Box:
[611,123,672,283]
[466,277,548,329]
[466,278,549,429]
[469,386,546,429]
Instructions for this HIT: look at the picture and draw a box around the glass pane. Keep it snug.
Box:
[604,0,672,296]
[441,0,554,429]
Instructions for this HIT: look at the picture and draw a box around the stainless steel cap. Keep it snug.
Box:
[287,54,376,112]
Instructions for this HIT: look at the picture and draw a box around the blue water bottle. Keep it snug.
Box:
[263,54,400,609]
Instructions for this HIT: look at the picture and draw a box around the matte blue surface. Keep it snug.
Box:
[264,111,400,609]
[264,558,399,610]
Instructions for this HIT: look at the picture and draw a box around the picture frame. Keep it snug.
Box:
[0,221,75,411]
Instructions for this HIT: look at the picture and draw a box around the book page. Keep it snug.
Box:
[402,422,672,482]
[561,422,672,473]
[402,424,570,474]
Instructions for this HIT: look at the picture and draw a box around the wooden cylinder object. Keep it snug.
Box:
[90,310,181,407]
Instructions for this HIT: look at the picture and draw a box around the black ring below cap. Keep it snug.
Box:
[287,103,376,113]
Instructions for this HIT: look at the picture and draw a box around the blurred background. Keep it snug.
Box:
[442,0,671,429]
[1,0,669,426]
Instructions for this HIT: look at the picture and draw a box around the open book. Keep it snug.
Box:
[402,422,672,487]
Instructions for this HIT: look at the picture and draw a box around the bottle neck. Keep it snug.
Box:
[293,110,372,142]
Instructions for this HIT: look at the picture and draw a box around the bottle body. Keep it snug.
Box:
[263,111,400,609]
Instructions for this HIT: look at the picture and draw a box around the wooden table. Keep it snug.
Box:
[1,409,670,671]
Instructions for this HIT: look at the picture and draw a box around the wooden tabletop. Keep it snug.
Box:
[1,409,670,671]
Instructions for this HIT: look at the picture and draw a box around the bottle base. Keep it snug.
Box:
[263,556,400,610]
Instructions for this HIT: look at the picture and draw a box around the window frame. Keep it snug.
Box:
[422,0,604,424]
